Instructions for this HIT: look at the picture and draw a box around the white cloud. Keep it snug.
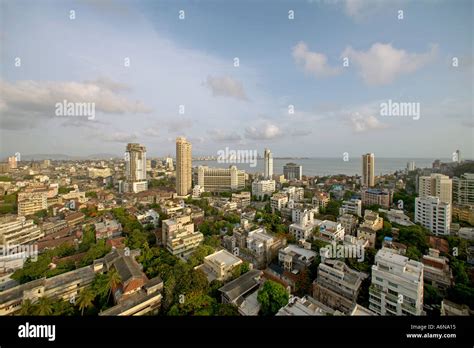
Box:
[204,76,248,100]
[292,41,342,78]
[342,43,438,85]
[348,111,388,132]
[245,122,282,140]
[0,79,151,129]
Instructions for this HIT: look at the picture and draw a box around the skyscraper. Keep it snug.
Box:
[362,153,375,187]
[125,143,148,193]
[264,148,273,179]
[176,137,192,196]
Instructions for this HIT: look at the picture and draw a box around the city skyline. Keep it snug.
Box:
[0,0,472,159]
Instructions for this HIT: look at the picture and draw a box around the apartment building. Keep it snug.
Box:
[0,216,44,247]
[283,186,304,202]
[196,165,246,192]
[176,137,192,196]
[195,249,243,282]
[339,198,362,217]
[362,153,375,187]
[313,259,367,314]
[283,163,302,181]
[87,167,112,178]
[312,192,330,210]
[357,210,383,248]
[270,193,288,211]
[369,248,424,316]
[162,215,203,257]
[452,204,474,225]
[251,179,276,200]
[231,192,251,209]
[419,174,452,204]
[453,173,474,206]
[17,191,47,216]
[338,214,359,236]
[289,210,319,241]
[245,228,285,268]
[317,220,345,243]
[361,189,392,209]
[415,196,451,236]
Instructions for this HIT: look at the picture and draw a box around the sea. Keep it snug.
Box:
[193,158,452,177]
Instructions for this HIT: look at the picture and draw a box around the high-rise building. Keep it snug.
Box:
[125,143,148,193]
[415,196,451,236]
[362,153,375,187]
[8,156,17,169]
[264,148,273,179]
[406,161,416,172]
[369,248,424,316]
[418,174,452,205]
[176,137,192,196]
[196,165,246,192]
[453,173,474,206]
[283,163,302,181]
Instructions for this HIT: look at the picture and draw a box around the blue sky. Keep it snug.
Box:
[0,0,472,159]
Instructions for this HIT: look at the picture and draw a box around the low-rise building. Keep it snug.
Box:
[313,259,367,314]
[270,193,288,211]
[422,249,453,290]
[339,199,362,217]
[162,215,203,257]
[195,249,243,282]
[95,219,123,240]
[251,180,276,200]
[361,189,392,209]
[0,216,44,247]
[218,269,263,316]
[17,191,48,216]
[338,213,358,236]
[231,192,251,209]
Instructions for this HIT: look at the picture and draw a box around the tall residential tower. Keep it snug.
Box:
[264,148,273,179]
[362,153,375,187]
[176,137,192,196]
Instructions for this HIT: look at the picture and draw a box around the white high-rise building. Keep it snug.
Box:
[125,143,148,193]
[418,174,452,205]
[196,165,246,192]
[252,179,276,200]
[362,153,375,187]
[264,148,273,179]
[369,248,424,316]
[176,137,192,196]
[406,161,416,172]
[415,196,451,236]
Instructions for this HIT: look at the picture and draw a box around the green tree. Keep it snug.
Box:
[77,288,95,315]
[18,299,36,315]
[106,268,122,304]
[34,297,53,316]
[257,280,289,315]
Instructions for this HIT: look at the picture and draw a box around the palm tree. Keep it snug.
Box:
[34,297,53,316]
[18,299,36,315]
[77,288,95,316]
[106,268,122,304]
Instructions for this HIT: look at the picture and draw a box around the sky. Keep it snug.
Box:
[0,0,473,159]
